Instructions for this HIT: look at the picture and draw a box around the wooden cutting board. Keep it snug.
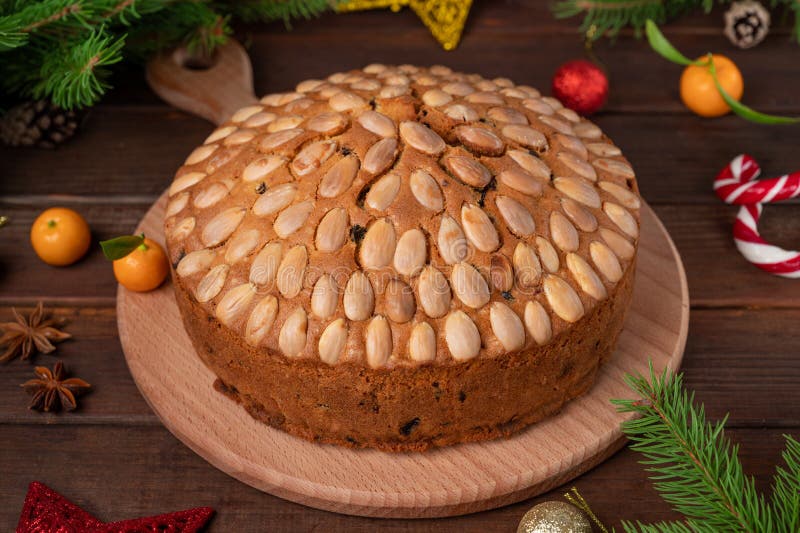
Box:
[119,41,690,518]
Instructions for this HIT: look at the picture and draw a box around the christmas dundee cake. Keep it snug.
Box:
[163,64,642,452]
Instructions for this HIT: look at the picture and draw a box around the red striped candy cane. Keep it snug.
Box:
[714,154,800,278]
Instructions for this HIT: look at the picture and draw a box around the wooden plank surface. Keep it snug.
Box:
[1,0,799,529]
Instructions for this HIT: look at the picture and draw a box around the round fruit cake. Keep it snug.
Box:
[164,64,641,452]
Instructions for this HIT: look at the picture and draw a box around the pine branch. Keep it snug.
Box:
[230,0,337,25]
[34,27,125,108]
[770,435,800,530]
[613,363,774,532]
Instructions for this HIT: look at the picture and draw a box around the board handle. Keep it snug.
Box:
[146,40,258,126]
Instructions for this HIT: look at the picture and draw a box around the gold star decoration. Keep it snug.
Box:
[338,0,473,51]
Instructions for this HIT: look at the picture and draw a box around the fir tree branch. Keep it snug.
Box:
[613,363,774,532]
[770,435,800,530]
[34,27,125,108]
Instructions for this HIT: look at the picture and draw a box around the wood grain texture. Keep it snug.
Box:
[146,40,258,125]
[114,195,688,517]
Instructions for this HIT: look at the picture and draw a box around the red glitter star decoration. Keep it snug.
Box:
[16,481,214,532]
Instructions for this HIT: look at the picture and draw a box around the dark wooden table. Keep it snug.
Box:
[2,2,799,530]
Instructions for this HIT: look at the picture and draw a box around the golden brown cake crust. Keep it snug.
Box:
[164,64,642,451]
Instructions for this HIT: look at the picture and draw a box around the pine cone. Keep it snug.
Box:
[0,100,82,149]
[724,1,770,49]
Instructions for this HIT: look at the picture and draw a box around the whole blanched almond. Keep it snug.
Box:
[249,242,282,286]
[590,241,623,282]
[260,128,303,150]
[444,310,481,361]
[245,295,278,346]
[490,302,525,352]
[603,202,639,238]
[318,318,348,365]
[224,129,255,146]
[393,229,427,276]
[543,275,584,323]
[193,183,228,209]
[357,110,397,138]
[599,228,635,260]
[296,78,324,92]
[443,82,474,96]
[455,126,505,156]
[319,156,359,198]
[498,168,543,197]
[311,274,339,318]
[445,155,491,188]
[539,114,574,135]
[202,207,246,247]
[253,183,297,217]
[224,229,261,264]
[365,315,393,368]
[461,204,499,252]
[554,133,588,159]
[550,211,579,252]
[166,192,189,218]
[418,265,451,318]
[535,236,560,273]
[196,264,229,303]
[594,158,635,179]
[451,262,490,309]
[507,150,551,181]
[490,253,514,292]
[465,91,504,105]
[244,111,277,128]
[315,208,349,253]
[437,215,469,265]
[408,322,436,363]
[422,89,452,107]
[279,308,308,357]
[410,170,444,212]
[384,279,416,323]
[170,216,195,241]
[215,283,256,327]
[501,124,547,152]
[363,137,398,175]
[365,172,401,211]
[276,245,308,298]
[487,106,528,125]
[170,172,205,196]
[496,196,535,236]
[556,151,597,181]
[329,91,368,112]
[522,98,554,115]
[231,105,263,123]
[291,140,337,176]
[553,177,601,208]
[273,200,314,238]
[176,249,215,278]
[359,218,396,269]
[344,270,375,321]
[566,253,607,300]
[242,156,286,182]
[400,121,446,155]
[587,143,621,157]
[185,145,216,165]
[306,112,348,135]
[444,104,479,122]
[524,300,552,345]
[599,181,641,209]
[513,242,542,290]
[561,198,598,232]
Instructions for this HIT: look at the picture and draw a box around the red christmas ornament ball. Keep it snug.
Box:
[551,59,608,116]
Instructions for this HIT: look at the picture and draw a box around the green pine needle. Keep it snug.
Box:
[615,362,799,532]
[34,27,125,108]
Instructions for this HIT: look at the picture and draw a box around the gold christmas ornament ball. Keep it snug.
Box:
[517,501,593,533]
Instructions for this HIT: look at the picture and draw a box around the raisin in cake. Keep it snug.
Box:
[164,64,641,452]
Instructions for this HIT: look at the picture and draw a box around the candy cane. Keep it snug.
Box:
[714,154,800,278]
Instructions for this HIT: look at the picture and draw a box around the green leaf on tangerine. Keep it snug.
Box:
[645,20,703,67]
[100,234,145,260]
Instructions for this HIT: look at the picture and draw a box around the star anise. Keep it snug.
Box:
[21,361,91,412]
[0,302,71,362]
